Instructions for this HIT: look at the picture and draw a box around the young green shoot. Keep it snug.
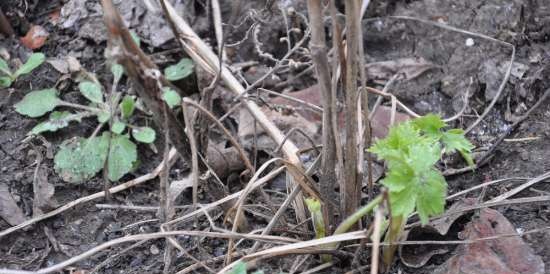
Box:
[368,114,474,266]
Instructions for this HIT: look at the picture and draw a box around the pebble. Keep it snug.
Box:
[150,244,160,255]
[465,38,475,47]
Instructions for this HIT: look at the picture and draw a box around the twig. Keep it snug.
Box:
[0,230,299,274]
[258,88,323,113]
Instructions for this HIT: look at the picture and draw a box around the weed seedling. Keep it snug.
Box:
[368,114,474,265]
[0,52,45,88]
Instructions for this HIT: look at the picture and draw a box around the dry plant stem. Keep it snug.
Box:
[329,0,345,194]
[0,231,298,274]
[343,0,361,224]
[0,148,178,239]
[161,106,175,274]
[250,154,322,253]
[182,105,200,211]
[90,239,149,274]
[258,88,323,113]
[370,208,383,274]
[162,1,309,223]
[307,0,338,233]
[301,262,334,274]
[175,250,250,274]
[355,0,373,203]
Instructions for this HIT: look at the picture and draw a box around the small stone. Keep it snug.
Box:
[465,38,475,47]
[150,244,160,255]
[520,150,529,161]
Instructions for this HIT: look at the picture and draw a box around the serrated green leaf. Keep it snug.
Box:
[130,30,141,47]
[78,81,103,103]
[111,63,124,83]
[132,126,156,143]
[107,134,137,181]
[408,142,441,173]
[30,111,77,135]
[54,134,109,183]
[229,262,247,274]
[161,87,181,109]
[14,53,45,78]
[15,88,59,117]
[441,128,474,166]
[0,58,12,76]
[0,76,12,88]
[411,114,446,137]
[111,121,126,134]
[416,169,446,224]
[119,95,135,119]
[389,183,417,218]
[164,58,193,81]
[97,111,110,123]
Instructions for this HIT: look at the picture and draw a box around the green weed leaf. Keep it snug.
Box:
[164,58,193,81]
[416,169,446,224]
[14,53,45,78]
[30,111,81,135]
[411,113,446,137]
[15,88,60,117]
[97,111,110,123]
[119,96,135,119]
[111,63,124,83]
[132,126,156,143]
[441,128,474,166]
[0,76,12,88]
[130,30,141,47]
[161,87,181,109]
[107,134,137,181]
[229,262,247,274]
[111,121,126,134]
[54,134,109,183]
[78,81,103,104]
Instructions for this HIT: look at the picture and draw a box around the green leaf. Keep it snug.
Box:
[0,58,12,76]
[130,31,141,47]
[15,88,60,117]
[416,169,446,224]
[97,111,110,123]
[107,134,137,181]
[132,126,156,143]
[111,121,126,134]
[164,58,193,81]
[54,134,109,183]
[14,53,45,78]
[161,87,181,109]
[441,128,474,166]
[411,114,446,137]
[119,95,135,119]
[388,183,417,218]
[229,262,247,274]
[408,142,441,173]
[111,63,124,83]
[0,76,12,88]
[30,111,80,135]
[78,81,103,103]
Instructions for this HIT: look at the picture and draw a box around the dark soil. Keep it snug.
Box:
[1,0,549,273]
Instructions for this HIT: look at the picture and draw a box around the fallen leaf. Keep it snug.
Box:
[20,25,49,49]
[400,199,477,268]
[169,173,193,202]
[0,182,27,226]
[366,57,438,81]
[47,58,69,74]
[434,208,545,274]
[67,56,82,72]
[49,8,61,25]
[32,166,59,216]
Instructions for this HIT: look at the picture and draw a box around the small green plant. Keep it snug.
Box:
[368,114,474,265]
[0,52,45,88]
[229,262,265,274]
[15,64,154,183]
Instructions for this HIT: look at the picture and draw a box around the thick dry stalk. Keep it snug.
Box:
[342,0,361,223]
[306,0,337,233]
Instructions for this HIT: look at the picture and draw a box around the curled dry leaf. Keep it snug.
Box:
[435,207,545,274]
[0,183,27,226]
[20,25,49,49]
